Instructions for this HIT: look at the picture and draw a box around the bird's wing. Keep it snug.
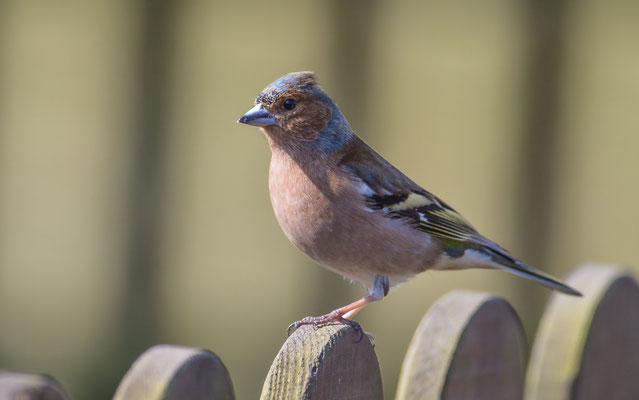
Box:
[338,137,580,296]
[365,190,479,242]
[338,136,480,245]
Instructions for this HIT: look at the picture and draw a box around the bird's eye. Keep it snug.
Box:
[282,98,297,111]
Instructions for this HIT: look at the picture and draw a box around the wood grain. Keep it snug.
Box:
[0,371,68,400]
[113,344,235,400]
[260,324,382,400]
[395,290,527,400]
[525,263,639,400]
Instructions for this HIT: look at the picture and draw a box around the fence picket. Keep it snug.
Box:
[260,324,382,400]
[395,290,527,400]
[0,371,68,400]
[525,263,639,400]
[113,344,235,400]
[3,264,638,399]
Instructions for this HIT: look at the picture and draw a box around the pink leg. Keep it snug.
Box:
[287,275,390,342]
[342,305,364,320]
[287,293,374,328]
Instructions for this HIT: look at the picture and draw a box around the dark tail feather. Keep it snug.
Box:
[495,260,581,296]
[483,247,581,296]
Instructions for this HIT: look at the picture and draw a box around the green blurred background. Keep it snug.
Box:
[0,0,637,398]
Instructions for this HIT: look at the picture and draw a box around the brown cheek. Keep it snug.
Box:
[284,103,331,139]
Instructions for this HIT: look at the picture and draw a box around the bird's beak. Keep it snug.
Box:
[237,103,276,127]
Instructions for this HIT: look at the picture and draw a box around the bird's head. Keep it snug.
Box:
[238,72,352,153]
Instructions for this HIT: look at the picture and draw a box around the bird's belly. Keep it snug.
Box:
[269,159,439,289]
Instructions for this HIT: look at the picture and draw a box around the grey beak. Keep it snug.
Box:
[237,103,276,127]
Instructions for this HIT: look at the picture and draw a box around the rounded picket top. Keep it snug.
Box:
[525,263,639,400]
[0,371,69,400]
[113,344,235,400]
[395,290,527,400]
[260,324,382,400]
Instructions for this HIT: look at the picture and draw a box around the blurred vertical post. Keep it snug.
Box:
[119,0,172,359]
[86,0,174,397]
[0,3,7,376]
[328,0,378,134]
[316,0,379,311]
[516,0,568,327]
[0,1,6,229]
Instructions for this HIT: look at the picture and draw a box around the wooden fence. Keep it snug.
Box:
[2,263,638,400]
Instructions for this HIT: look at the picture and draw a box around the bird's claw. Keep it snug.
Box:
[286,321,301,336]
[286,314,364,342]
[287,315,321,336]
[337,317,364,342]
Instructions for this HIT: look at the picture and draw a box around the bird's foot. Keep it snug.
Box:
[287,311,364,342]
[337,316,364,343]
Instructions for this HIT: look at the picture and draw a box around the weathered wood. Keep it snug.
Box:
[0,371,69,400]
[395,290,527,400]
[260,324,382,400]
[113,344,235,400]
[525,263,639,400]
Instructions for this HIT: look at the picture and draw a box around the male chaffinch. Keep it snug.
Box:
[238,72,580,338]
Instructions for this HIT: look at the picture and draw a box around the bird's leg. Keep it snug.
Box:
[342,305,364,320]
[287,275,389,342]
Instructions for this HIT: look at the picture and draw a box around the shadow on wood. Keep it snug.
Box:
[260,324,382,400]
[0,371,69,400]
[113,344,235,400]
[395,291,527,400]
[526,263,639,400]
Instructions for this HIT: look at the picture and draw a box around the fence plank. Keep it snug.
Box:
[113,344,235,400]
[395,290,527,400]
[525,263,639,400]
[260,324,382,400]
[0,371,69,400]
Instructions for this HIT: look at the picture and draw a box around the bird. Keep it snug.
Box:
[238,71,581,339]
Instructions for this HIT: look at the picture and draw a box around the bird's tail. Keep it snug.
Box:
[483,246,581,296]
